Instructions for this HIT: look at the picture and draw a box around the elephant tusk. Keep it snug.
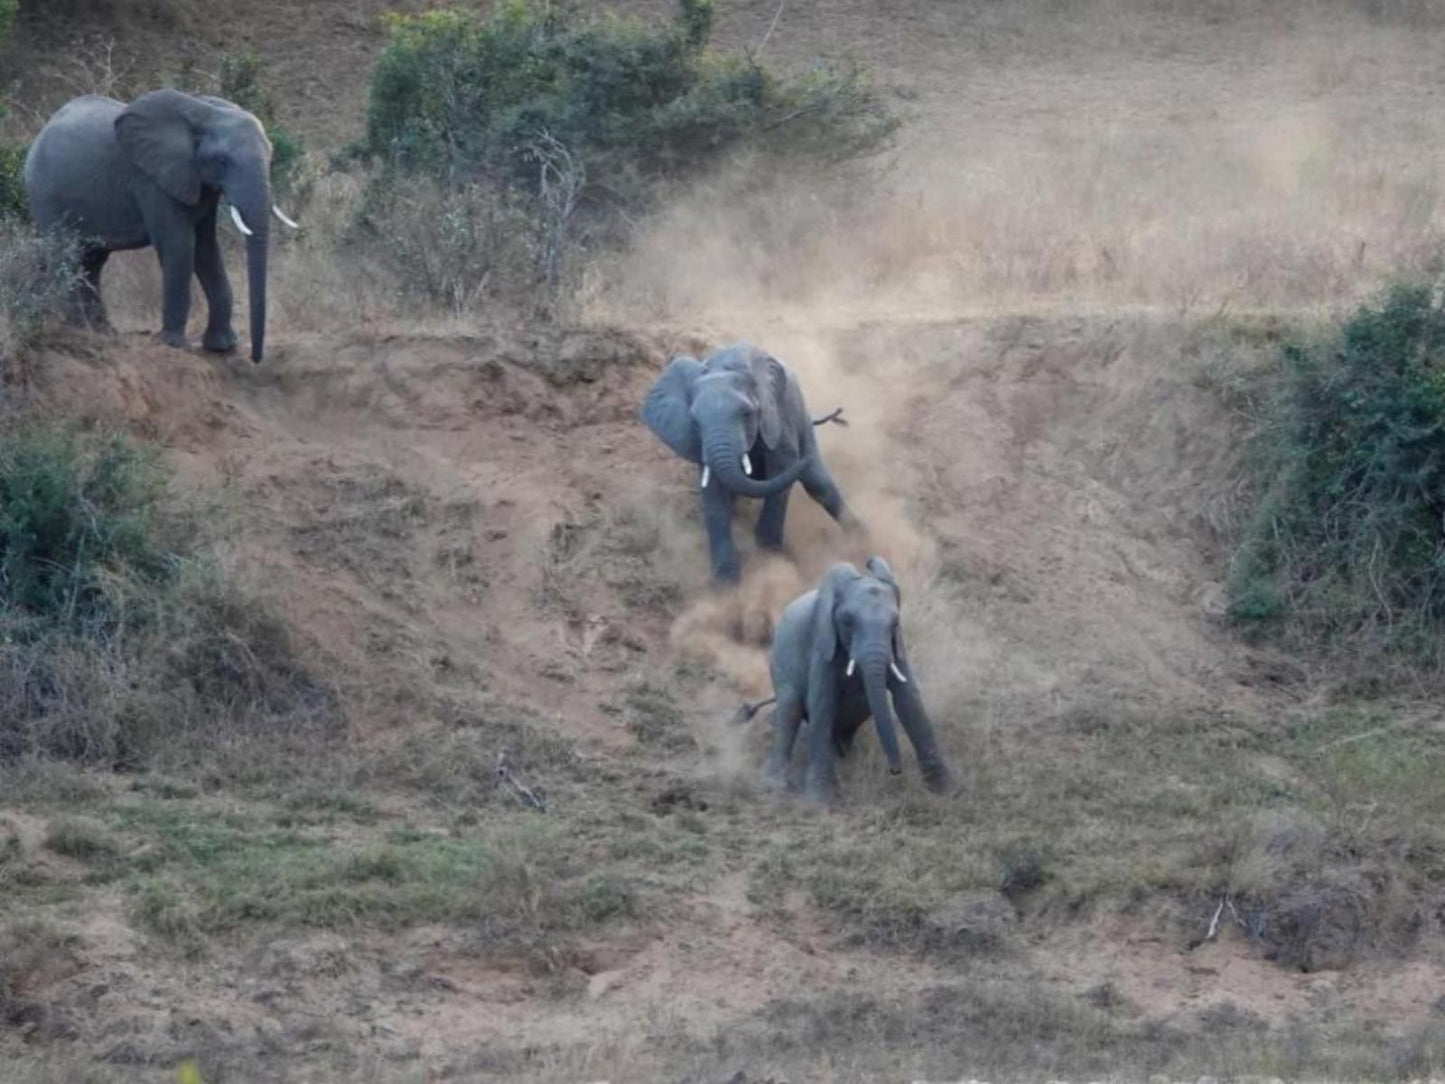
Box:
[846,658,856,678]
[229,205,254,236]
[272,205,301,230]
[890,662,908,684]
[742,453,753,476]
[700,465,710,490]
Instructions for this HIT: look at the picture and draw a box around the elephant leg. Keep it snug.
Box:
[153,221,196,350]
[892,678,953,793]
[764,695,803,790]
[800,456,861,532]
[72,248,113,332]
[802,684,841,805]
[755,484,792,552]
[194,208,237,353]
[701,481,740,585]
[832,687,871,759]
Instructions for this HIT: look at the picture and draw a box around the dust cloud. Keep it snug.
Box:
[636,319,939,724]
[582,0,1445,765]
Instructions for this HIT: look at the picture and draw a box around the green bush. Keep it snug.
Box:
[1227,281,1445,667]
[0,429,176,638]
[0,0,16,51]
[0,428,341,768]
[364,0,898,206]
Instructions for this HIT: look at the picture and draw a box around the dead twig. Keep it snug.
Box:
[1205,898,1225,941]
[757,0,787,54]
[495,752,547,812]
[812,407,848,428]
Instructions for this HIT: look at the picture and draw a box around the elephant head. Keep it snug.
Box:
[812,557,909,774]
[114,89,297,362]
[640,343,812,498]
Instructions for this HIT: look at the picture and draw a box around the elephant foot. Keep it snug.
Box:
[801,771,837,807]
[802,785,836,808]
[761,766,788,793]
[159,328,190,351]
[922,762,955,795]
[754,531,787,553]
[202,328,239,353]
[711,565,741,589]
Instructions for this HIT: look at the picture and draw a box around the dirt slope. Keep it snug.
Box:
[11,310,1442,1080]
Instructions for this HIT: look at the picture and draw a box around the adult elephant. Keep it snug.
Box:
[744,557,952,803]
[640,340,859,584]
[24,88,300,363]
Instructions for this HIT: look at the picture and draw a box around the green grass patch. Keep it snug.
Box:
[88,795,658,957]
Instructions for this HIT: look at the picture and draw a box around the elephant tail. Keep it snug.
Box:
[730,696,777,726]
[812,408,848,428]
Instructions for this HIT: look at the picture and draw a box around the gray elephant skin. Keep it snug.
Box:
[640,341,859,584]
[24,88,299,363]
[755,557,952,803]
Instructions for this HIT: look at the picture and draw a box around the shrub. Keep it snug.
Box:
[1227,281,1445,669]
[353,172,540,312]
[0,428,176,636]
[364,0,898,208]
[0,218,81,366]
[0,428,341,768]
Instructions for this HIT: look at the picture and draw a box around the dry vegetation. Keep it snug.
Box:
[4,1,1445,1083]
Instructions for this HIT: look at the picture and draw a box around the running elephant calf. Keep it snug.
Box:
[739,556,953,803]
[639,340,858,585]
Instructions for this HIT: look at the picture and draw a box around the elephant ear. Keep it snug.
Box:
[115,89,204,206]
[640,355,705,463]
[748,350,790,451]
[811,563,860,671]
[866,555,901,605]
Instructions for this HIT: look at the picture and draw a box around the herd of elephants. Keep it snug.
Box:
[21,87,953,804]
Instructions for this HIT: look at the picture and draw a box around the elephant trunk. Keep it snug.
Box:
[702,430,808,499]
[857,645,903,774]
[246,230,268,363]
[228,174,271,363]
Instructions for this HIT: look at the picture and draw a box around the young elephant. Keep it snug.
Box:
[754,557,952,803]
[640,340,857,584]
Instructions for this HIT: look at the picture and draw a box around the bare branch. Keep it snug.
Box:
[1205,898,1225,941]
[495,752,547,812]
